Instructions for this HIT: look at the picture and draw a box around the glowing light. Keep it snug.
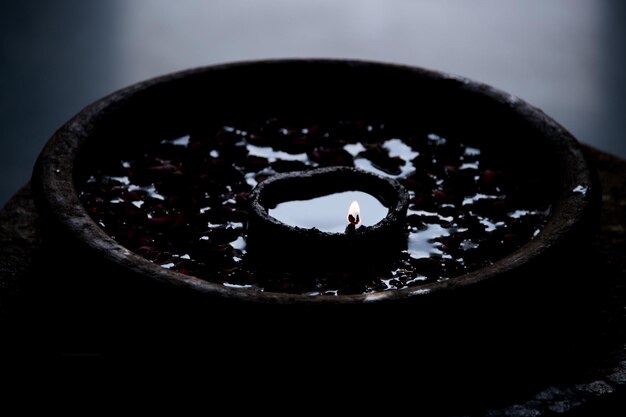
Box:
[347,200,361,225]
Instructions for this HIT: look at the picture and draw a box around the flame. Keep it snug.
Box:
[347,200,361,225]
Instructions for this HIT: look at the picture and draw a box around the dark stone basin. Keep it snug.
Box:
[31,59,597,305]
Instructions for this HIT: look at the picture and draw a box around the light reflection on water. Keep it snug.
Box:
[269,190,388,233]
[407,223,450,260]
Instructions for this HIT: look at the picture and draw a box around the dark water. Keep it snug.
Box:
[79,118,551,295]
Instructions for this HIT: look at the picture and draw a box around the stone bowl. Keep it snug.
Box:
[31,59,597,307]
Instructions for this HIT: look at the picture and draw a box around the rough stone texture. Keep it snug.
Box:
[0,184,41,325]
[0,145,625,415]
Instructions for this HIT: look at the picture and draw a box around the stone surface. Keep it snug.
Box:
[0,184,41,325]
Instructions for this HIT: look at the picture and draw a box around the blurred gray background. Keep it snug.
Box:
[1,0,624,206]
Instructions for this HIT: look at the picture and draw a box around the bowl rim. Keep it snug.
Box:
[31,58,596,305]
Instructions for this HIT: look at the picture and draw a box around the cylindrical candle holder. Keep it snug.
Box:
[247,166,409,269]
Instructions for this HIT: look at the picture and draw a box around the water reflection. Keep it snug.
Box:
[269,191,388,233]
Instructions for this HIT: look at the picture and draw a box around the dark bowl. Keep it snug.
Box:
[31,59,597,306]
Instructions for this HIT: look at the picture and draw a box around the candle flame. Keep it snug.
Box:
[347,200,361,225]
